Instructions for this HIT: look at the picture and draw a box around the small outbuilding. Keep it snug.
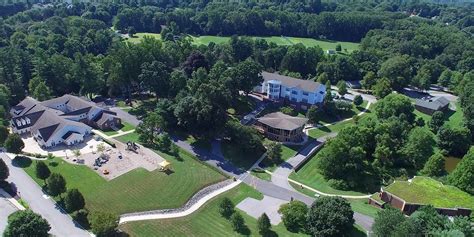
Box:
[414,96,450,115]
[255,112,308,143]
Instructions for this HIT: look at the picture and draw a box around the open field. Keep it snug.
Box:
[384,176,474,209]
[21,147,225,215]
[120,184,366,236]
[125,33,359,52]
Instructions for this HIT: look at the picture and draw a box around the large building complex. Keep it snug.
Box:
[254,71,326,110]
[10,95,121,148]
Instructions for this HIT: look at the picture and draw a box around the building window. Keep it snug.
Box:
[303,92,308,96]
[291,90,298,95]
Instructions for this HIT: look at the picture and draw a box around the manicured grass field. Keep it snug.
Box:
[308,119,355,139]
[120,184,308,237]
[21,147,226,215]
[289,153,369,196]
[125,33,360,52]
[103,122,135,136]
[115,132,140,144]
[384,176,474,209]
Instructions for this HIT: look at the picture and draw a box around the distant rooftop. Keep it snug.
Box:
[415,96,450,111]
[384,176,474,209]
[262,71,322,92]
[257,112,308,131]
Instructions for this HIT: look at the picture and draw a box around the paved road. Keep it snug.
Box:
[110,107,141,126]
[0,193,18,234]
[0,154,90,237]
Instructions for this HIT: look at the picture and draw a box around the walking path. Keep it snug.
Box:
[0,153,90,237]
[119,179,241,223]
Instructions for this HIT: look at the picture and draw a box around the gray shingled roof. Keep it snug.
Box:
[415,97,450,111]
[257,112,308,131]
[262,71,322,92]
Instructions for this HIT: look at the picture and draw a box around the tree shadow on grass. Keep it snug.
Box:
[261,230,278,237]
[236,225,251,236]
[12,156,32,168]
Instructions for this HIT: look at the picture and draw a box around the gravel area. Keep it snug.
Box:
[120,179,234,218]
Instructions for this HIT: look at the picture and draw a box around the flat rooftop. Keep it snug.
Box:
[384,176,474,209]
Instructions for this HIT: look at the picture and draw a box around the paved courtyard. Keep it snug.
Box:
[236,195,287,225]
[22,135,108,158]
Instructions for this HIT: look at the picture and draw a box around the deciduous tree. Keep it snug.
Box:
[306,196,354,237]
[35,161,50,184]
[90,212,118,237]
[47,173,67,199]
[4,210,50,237]
[420,152,446,177]
[278,200,308,232]
[4,133,24,154]
[64,189,85,213]
[448,148,474,194]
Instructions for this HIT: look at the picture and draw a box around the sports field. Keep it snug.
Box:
[125,33,359,52]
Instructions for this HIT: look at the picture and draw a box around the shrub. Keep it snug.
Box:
[89,212,118,237]
[328,179,350,190]
[353,95,363,106]
[230,212,245,233]
[257,213,271,235]
[280,106,297,116]
[307,197,354,237]
[218,197,234,218]
[278,200,308,232]
[72,209,90,229]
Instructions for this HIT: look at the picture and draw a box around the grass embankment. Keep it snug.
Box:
[289,153,369,196]
[120,183,366,236]
[221,141,264,170]
[384,176,474,209]
[21,147,225,215]
[308,100,370,139]
[125,33,360,52]
[120,184,306,237]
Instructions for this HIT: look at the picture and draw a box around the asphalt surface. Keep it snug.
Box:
[0,154,90,237]
[0,193,18,234]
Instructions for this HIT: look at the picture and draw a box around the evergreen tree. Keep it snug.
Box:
[257,213,271,235]
[35,161,51,184]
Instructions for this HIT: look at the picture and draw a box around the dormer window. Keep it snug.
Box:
[16,120,21,126]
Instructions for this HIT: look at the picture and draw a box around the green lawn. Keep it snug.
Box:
[289,153,369,196]
[115,132,140,144]
[287,37,360,52]
[384,176,474,209]
[290,182,379,220]
[125,33,359,53]
[250,169,272,181]
[308,119,355,139]
[102,122,136,136]
[126,32,161,43]
[120,184,309,237]
[260,142,300,172]
[221,140,264,170]
[21,147,225,215]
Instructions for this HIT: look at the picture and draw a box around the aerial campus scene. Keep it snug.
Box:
[0,0,473,236]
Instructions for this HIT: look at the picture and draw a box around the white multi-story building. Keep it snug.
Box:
[254,71,326,110]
